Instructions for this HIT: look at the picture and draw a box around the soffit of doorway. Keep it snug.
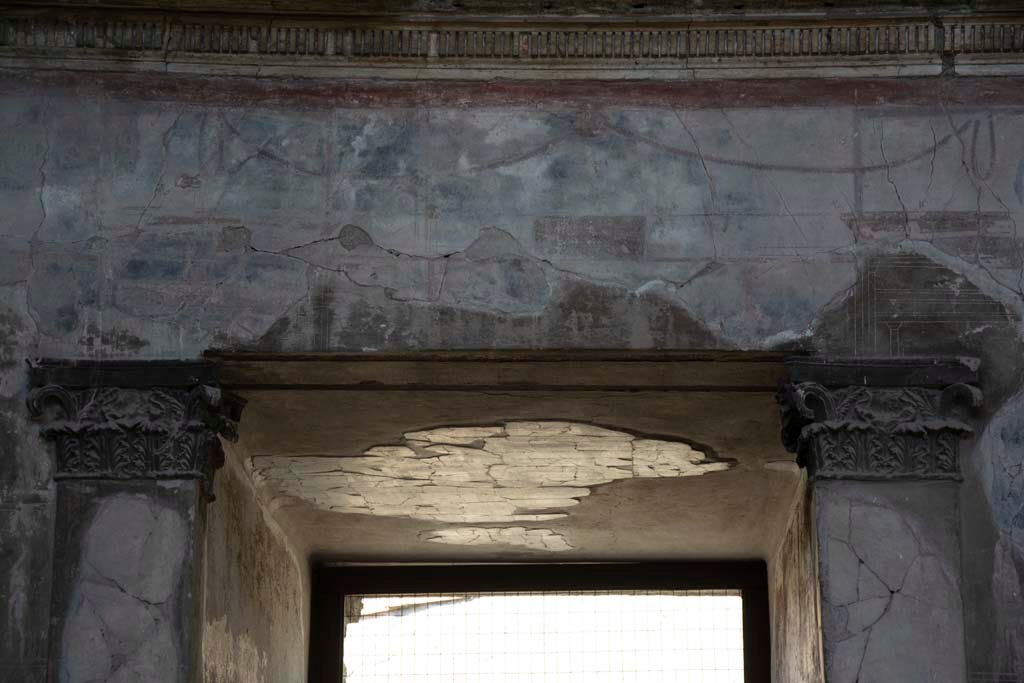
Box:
[211,350,802,561]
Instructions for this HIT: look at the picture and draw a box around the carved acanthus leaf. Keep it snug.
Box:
[28,384,242,499]
[777,381,979,481]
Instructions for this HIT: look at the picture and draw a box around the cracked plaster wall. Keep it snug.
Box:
[46,480,201,683]
[816,481,966,683]
[1,71,1024,680]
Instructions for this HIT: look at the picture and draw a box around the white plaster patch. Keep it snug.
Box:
[253,421,731,524]
[419,527,574,552]
[202,615,270,683]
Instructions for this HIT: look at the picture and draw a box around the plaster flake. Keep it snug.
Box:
[202,615,269,683]
[253,421,731,526]
[419,527,574,552]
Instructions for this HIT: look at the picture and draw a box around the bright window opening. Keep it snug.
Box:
[342,590,745,683]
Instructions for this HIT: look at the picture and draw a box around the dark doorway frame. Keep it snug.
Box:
[309,561,770,683]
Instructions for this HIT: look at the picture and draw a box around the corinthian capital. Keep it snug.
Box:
[778,358,981,481]
[27,361,244,499]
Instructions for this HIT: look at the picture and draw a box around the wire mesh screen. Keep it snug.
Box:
[342,590,744,683]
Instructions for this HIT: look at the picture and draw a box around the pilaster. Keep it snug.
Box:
[779,357,981,683]
[27,361,243,683]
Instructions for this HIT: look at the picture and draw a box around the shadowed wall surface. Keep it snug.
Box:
[202,443,308,683]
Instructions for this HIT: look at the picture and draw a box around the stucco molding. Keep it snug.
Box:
[778,359,982,481]
[26,363,244,499]
[1,8,1022,79]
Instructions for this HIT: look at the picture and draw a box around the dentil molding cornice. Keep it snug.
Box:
[1,5,1022,79]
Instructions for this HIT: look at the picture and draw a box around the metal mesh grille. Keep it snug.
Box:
[342,590,744,682]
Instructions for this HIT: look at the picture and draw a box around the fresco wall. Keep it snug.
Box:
[1,70,1023,680]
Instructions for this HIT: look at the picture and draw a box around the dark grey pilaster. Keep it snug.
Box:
[27,361,243,683]
[779,357,981,683]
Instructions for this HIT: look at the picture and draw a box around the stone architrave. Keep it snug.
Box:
[27,361,243,683]
[778,357,981,683]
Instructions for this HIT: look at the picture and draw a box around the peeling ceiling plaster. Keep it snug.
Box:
[252,421,732,526]
[419,527,574,552]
